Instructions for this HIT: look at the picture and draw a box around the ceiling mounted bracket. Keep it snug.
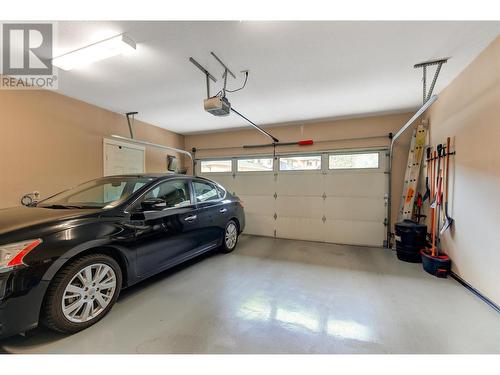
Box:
[210,52,236,97]
[414,58,449,104]
[189,57,217,99]
[125,111,138,139]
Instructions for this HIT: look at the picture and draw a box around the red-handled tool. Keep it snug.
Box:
[430,150,437,257]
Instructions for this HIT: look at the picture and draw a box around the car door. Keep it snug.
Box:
[130,178,199,277]
[190,179,227,248]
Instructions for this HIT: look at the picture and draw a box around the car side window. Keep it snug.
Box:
[216,185,226,199]
[141,180,192,208]
[193,181,220,203]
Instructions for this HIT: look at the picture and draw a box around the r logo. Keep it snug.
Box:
[2,23,53,75]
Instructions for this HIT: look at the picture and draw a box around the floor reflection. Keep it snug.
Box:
[326,319,372,341]
[236,297,272,322]
[276,307,320,333]
[236,293,373,342]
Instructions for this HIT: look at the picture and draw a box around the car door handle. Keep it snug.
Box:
[184,215,197,222]
[219,208,227,213]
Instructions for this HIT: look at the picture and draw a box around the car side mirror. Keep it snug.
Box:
[140,198,167,211]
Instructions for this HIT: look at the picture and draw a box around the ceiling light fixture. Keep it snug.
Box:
[53,34,136,71]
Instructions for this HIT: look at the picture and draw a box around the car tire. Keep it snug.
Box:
[41,254,122,334]
[220,219,239,253]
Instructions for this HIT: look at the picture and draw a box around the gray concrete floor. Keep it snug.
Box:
[1,235,499,354]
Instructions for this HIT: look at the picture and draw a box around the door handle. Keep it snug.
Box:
[184,215,197,222]
[219,208,227,213]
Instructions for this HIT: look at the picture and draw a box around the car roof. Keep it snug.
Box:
[106,173,214,183]
[107,173,186,179]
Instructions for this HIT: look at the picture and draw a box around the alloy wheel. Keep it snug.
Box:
[61,263,117,323]
[225,222,238,249]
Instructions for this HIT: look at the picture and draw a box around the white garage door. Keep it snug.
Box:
[198,150,388,247]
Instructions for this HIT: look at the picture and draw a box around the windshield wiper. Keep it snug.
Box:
[39,204,85,209]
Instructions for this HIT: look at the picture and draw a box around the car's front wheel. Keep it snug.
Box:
[42,254,122,333]
[220,219,239,253]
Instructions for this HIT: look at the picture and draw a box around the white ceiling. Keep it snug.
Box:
[54,21,500,134]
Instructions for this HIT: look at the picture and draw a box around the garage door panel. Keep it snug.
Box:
[276,217,324,242]
[238,195,275,215]
[276,173,324,196]
[244,214,275,237]
[324,173,385,197]
[276,196,323,218]
[324,220,384,246]
[325,197,386,221]
[233,174,274,195]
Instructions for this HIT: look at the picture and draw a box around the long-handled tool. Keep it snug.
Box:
[430,144,443,209]
[420,148,452,276]
[430,150,437,256]
[422,147,431,202]
[441,137,454,234]
[435,160,444,256]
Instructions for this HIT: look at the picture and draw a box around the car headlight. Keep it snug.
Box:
[0,239,42,269]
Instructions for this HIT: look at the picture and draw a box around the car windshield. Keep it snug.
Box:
[38,176,154,209]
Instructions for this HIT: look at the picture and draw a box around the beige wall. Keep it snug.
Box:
[185,112,415,230]
[424,36,500,305]
[0,89,184,208]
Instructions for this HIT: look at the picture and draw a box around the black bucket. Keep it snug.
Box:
[395,220,427,263]
[421,249,451,278]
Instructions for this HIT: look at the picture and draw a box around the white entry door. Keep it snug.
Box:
[103,139,145,176]
[198,150,388,247]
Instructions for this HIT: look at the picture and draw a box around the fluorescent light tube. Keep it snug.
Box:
[53,34,136,71]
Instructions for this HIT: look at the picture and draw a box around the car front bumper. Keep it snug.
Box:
[0,269,49,340]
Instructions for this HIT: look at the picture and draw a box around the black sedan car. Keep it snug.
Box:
[0,174,245,339]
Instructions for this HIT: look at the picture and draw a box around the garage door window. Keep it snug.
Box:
[329,153,379,169]
[237,158,274,172]
[200,160,232,173]
[279,155,321,171]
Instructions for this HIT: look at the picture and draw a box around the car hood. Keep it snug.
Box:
[0,206,101,238]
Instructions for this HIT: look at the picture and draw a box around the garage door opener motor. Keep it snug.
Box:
[189,52,279,146]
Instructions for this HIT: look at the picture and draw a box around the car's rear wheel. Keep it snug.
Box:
[220,220,239,253]
[42,254,122,334]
